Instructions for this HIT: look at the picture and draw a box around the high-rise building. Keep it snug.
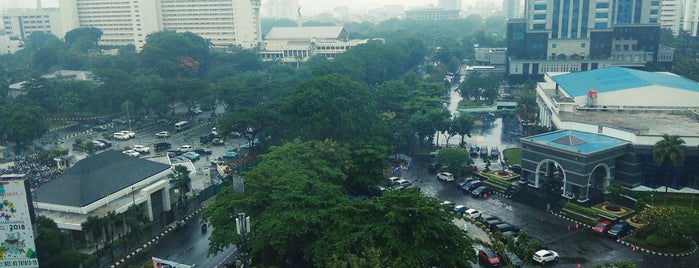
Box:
[682,0,699,36]
[660,0,683,36]
[263,0,299,19]
[503,0,522,19]
[59,0,262,50]
[405,8,460,20]
[438,0,463,10]
[2,7,64,40]
[506,0,672,82]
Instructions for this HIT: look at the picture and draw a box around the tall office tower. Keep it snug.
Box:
[503,0,522,19]
[438,0,463,10]
[506,0,671,81]
[264,0,299,19]
[59,0,262,50]
[2,7,64,40]
[660,0,682,35]
[683,0,699,36]
[160,0,262,49]
[59,0,159,49]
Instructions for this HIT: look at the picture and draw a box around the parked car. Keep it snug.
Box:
[368,185,386,197]
[494,223,520,233]
[470,145,479,156]
[440,201,455,212]
[480,146,488,158]
[132,145,150,154]
[221,151,239,159]
[393,179,413,189]
[428,162,443,173]
[462,181,483,193]
[183,152,201,161]
[156,131,170,138]
[166,150,182,158]
[92,140,107,149]
[491,146,499,158]
[92,125,108,132]
[194,148,213,155]
[178,145,193,152]
[500,231,518,243]
[437,172,454,182]
[480,214,500,224]
[211,138,225,146]
[453,205,469,215]
[119,130,136,138]
[386,176,402,186]
[153,142,172,151]
[478,248,500,267]
[113,132,129,140]
[502,250,523,268]
[593,220,614,234]
[471,186,493,198]
[607,222,632,238]
[532,249,559,265]
[464,208,481,219]
[486,219,504,230]
[96,139,112,148]
[457,178,479,189]
[122,149,140,157]
[112,119,127,124]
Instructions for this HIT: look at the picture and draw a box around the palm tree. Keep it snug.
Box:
[652,134,686,205]
[168,165,192,210]
[103,211,118,263]
[81,215,103,254]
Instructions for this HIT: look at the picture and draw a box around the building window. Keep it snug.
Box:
[595,12,608,18]
[581,43,586,48]
[651,1,659,6]
[596,3,609,8]
[595,22,608,28]
[534,14,546,20]
[650,10,658,15]
[533,24,545,30]
[552,43,557,48]
[534,4,547,10]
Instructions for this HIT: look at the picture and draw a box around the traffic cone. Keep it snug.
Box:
[632,246,637,252]
[568,224,571,231]
[575,223,579,230]
[483,193,488,199]
[577,262,581,268]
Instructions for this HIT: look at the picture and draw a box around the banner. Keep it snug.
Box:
[152,257,194,268]
[0,181,38,267]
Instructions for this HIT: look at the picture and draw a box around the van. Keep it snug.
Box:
[174,121,189,131]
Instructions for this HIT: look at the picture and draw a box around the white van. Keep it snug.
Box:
[174,121,190,131]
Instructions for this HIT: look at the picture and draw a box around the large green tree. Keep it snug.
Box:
[436,147,472,177]
[36,216,81,267]
[0,103,48,148]
[168,165,192,209]
[64,27,103,53]
[652,134,685,205]
[139,31,211,77]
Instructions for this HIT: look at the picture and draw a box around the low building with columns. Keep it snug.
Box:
[35,150,174,239]
[522,67,699,203]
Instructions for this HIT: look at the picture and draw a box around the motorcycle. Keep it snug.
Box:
[201,223,208,232]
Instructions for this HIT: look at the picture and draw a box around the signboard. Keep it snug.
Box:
[152,257,193,268]
[0,181,38,267]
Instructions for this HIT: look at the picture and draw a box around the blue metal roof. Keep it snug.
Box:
[527,130,629,154]
[552,67,699,97]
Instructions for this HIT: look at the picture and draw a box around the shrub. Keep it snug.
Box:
[82,254,98,267]
[646,234,670,247]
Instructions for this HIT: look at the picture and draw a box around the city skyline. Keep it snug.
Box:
[0,0,440,14]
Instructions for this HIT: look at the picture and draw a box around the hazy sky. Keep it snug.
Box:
[1,0,438,14]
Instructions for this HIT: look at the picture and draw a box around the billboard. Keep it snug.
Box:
[0,180,38,267]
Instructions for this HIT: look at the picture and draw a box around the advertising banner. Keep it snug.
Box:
[0,181,38,267]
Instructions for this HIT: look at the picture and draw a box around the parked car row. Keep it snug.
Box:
[113,130,136,140]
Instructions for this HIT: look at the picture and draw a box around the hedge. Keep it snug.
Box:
[564,202,617,219]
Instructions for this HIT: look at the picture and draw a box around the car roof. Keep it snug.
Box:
[534,249,553,256]
[396,179,409,183]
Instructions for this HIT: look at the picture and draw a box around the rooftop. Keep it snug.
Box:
[526,130,629,154]
[551,67,699,98]
[265,26,348,40]
[559,109,699,136]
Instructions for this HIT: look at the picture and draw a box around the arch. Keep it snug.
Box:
[588,163,612,193]
[534,159,567,193]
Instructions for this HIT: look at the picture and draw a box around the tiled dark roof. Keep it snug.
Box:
[36,150,170,207]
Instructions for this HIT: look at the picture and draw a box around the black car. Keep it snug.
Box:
[428,162,442,173]
[96,139,112,148]
[480,146,488,158]
[493,223,520,233]
[480,214,500,224]
[471,186,493,198]
[470,145,479,156]
[194,148,213,155]
[486,219,504,230]
[154,142,172,151]
[502,250,523,268]
[462,181,483,193]
[92,125,108,132]
[607,222,632,238]
[457,178,478,189]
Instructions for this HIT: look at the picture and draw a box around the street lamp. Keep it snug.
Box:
[236,212,251,267]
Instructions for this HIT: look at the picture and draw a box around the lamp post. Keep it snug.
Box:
[236,212,251,267]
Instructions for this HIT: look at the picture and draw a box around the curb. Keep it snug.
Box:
[550,210,698,257]
[109,206,206,267]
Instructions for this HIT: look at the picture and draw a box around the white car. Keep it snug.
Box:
[464,208,481,219]
[532,250,559,265]
[437,172,454,182]
[156,131,170,138]
[179,144,193,152]
[119,130,136,138]
[387,176,401,186]
[132,145,150,154]
[113,132,130,140]
[122,149,140,157]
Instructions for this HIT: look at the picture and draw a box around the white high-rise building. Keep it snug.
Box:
[59,0,262,50]
[660,0,683,36]
[2,7,64,40]
[683,0,699,36]
[503,0,522,19]
[264,0,299,19]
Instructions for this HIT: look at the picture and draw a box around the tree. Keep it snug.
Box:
[36,216,81,267]
[516,91,538,124]
[451,113,475,147]
[636,206,699,244]
[168,165,192,210]
[139,31,211,77]
[436,147,472,178]
[0,103,48,149]
[80,215,103,244]
[64,27,103,53]
[652,134,685,205]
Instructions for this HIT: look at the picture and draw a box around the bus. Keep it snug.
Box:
[174,121,190,131]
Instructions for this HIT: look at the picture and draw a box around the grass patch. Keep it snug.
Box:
[627,233,693,253]
[564,202,618,220]
[478,172,514,188]
[502,148,522,165]
[459,99,494,108]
